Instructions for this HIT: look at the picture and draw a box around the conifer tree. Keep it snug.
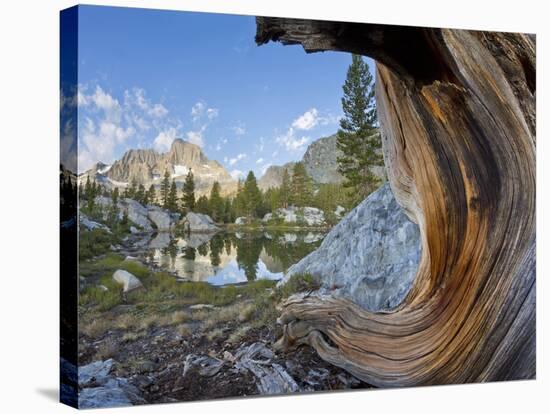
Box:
[181,169,195,213]
[111,187,119,206]
[280,169,291,208]
[167,180,178,211]
[160,170,171,208]
[223,198,233,223]
[195,195,210,215]
[126,178,138,199]
[242,171,262,218]
[84,176,92,200]
[146,184,156,206]
[337,54,383,205]
[290,162,313,207]
[208,181,224,222]
[135,184,145,204]
[232,179,246,218]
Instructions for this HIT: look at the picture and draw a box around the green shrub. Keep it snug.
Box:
[277,273,320,300]
[79,228,115,261]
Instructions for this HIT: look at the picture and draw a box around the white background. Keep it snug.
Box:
[0,0,548,412]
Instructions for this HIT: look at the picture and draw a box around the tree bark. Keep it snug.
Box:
[256,18,536,387]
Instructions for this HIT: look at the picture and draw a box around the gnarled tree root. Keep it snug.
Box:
[257,19,536,387]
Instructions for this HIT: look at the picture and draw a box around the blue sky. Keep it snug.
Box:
[76,5,375,177]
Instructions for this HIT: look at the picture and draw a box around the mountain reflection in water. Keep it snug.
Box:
[143,231,325,285]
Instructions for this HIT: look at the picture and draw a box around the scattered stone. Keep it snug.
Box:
[112,269,143,293]
[98,285,109,292]
[129,226,139,234]
[235,217,248,225]
[183,354,224,377]
[234,342,300,395]
[334,205,346,218]
[189,304,215,310]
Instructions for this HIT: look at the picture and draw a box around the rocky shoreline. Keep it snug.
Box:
[77,232,370,408]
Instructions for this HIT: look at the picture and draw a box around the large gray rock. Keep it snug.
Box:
[180,212,219,233]
[264,206,325,226]
[148,232,171,249]
[285,183,421,311]
[112,269,143,293]
[121,198,152,231]
[79,213,110,232]
[78,359,144,408]
[147,206,172,231]
[78,359,115,387]
[95,196,152,231]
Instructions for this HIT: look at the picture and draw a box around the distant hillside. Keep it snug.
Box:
[259,133,385,190]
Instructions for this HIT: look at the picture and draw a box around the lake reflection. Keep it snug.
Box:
[143,231,325,285]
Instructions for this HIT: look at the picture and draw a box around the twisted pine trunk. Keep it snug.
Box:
[256,18,536,386]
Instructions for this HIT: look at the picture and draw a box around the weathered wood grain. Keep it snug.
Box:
[256,18,535,386]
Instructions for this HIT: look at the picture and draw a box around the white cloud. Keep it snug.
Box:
[276,127,310,152]
[257,137,265,152]
[78,117,134,172]
[125,88,168,118]
[256,158,264,164]
[292,108,319,130]
[232,125,246,136]
[230,169,245,180]
[191,102,206,121]
[207,108,219,119]
[229,153,247,166]
[154,127,179,152]
[191,101,218,122]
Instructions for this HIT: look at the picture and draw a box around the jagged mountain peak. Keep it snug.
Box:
[80,139,237,196]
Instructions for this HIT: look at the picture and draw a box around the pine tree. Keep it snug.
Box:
[167,180,178,212]
[290,162,313,207]
[111,187,119,206]
[280,169,291,208]
[208,182,224,222]
[337,54,383,206]
[195,195,210,215]
[107,187,120,227]
[160,170,171,208]
[223,198,233,223]
[182,169,196,213]
[84,176,92,200]
[135,184,145,204]
[146,184,156,206]
[126,178,138,199]
[242,171,262,218]
[232,179,246,218]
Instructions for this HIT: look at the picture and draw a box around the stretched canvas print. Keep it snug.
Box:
[60,4,536,409]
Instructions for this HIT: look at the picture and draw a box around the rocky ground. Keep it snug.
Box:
[76,234,370,408]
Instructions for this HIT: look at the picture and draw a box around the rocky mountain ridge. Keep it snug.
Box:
[80,139,236,196]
